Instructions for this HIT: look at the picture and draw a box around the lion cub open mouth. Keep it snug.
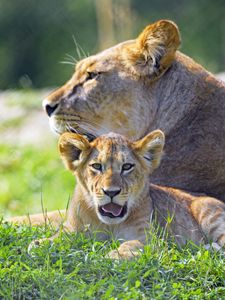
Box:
[99,203,128,218]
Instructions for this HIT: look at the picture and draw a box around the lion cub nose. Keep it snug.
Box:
[102,188,121,198]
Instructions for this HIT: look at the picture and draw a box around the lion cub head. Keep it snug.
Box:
[59,130,164,225]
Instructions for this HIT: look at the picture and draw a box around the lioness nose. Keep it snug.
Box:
[43,101,59,117]
[102,188,121,198]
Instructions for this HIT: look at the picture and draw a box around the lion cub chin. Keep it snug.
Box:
[27,130,225,259]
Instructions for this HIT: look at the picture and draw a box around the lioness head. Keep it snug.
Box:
[59,130,164,225]
[43,20,180,140]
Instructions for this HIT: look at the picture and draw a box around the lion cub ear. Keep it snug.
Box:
[58,133,91,171]
[133,130,165,170]
[123,20,180,79]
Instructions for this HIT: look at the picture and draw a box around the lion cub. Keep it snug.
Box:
[30,130,225,259]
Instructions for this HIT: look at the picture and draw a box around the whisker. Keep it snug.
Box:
[65,53,78,63]
[72,35,87,59]
[60,61,76,66]
[60,53,78,66]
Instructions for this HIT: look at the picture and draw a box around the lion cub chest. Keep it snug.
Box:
[82,200,152,244]
[109,218,150,243]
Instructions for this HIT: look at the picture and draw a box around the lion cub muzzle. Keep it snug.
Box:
[102,188,121,198]
[98,187,128,220]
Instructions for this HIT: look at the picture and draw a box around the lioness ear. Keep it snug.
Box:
[123,20,180,79]
[58,133,91,171]
[133,130,165,170]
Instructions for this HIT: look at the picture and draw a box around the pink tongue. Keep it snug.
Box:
[101,203,123,217]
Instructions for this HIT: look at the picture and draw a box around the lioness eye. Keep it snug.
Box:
[122,163,134,173]
[86,72,99,81]
[91,163,102,171]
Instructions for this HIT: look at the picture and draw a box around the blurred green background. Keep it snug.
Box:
[0,0,224,89]
[0,0,224,217]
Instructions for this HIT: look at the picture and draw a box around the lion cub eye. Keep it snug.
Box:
[121,163,135,173]
[90,163,102,172]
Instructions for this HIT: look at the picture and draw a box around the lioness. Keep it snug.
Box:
[26,131,225,259]
[43,19,225,201]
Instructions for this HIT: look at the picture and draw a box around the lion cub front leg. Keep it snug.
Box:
[28,221,75,253]
[28,232,60,253]
[107,240,144,260]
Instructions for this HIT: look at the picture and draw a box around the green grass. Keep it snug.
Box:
[0,142,74,218]
[1,222,225,300]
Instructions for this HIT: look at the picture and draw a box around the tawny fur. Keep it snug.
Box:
[12,131,225,259]
[43,19,225,202]
[9,210,66,227]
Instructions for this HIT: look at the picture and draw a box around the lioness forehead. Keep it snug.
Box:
[89,133,133,163]
[75,40,135,73]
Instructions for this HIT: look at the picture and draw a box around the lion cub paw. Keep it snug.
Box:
[28,238,52,255]
[106,249,140,260]
[106,240,144,260]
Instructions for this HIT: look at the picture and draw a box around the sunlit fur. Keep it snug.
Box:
[43,19,225,203]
